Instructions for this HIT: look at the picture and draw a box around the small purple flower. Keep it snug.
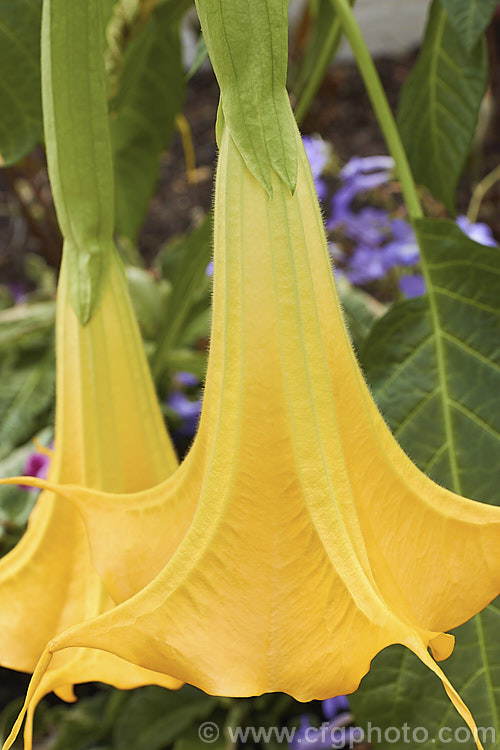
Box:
[456,215,496,247]
[347,246,389,284]
[340,155,394,181]
[23,446,52,491]
[344,207,391,248]
[290,702,358,750]
[303,135,330,202]
[322,695,350,720]
[206,260,214,277]
[329,155,394,229]
[7,283,27,305]
[290,716,312,750]
[168,391,202,437]
[175,371,199,388]
[328,183,359,230]
[383,219,420,268]
[303,136,330,180]
[399,273,426,298]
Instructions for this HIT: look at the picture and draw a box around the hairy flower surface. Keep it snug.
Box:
[0,251,181,747]
[6,128,500,750]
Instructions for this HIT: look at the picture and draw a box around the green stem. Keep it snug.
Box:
[329,0,423,220]
[295,17,343,125]
[466,164,500,224]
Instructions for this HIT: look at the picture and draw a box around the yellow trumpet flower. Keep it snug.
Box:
[0,249,181,746]
[6,127,500,750]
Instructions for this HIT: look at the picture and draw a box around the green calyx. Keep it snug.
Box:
[42,0,115,324]
[195,0,298,196]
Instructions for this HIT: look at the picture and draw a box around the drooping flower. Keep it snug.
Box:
[0,0,185,743]
[8,125,500,750]
[0,250,181,747]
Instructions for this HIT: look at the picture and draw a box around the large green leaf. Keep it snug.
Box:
[0,0,43,165]
[397,0,487,214]
[354,218,500,748]
[0,301,55,350]
[440,0,498,53]
[110,4,185,239]
[113,686,217,750]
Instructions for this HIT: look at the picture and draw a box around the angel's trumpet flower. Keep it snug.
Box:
[6,127,500,750]
[0,249,181,747]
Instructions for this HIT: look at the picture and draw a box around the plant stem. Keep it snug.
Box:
[329,0,423,220]
[466,164,500,223]
[295,17,343,125]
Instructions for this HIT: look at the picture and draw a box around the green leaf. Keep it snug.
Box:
[352,611,500,750]
[354,218,500,747]
[113,686,218,750]
[111,4,185,239]
[0,0,43,165]
[0,302,55,351]
[440,0,498,54]
[153,215,213,379]
[397,0,487,214]
[0,349,55,460]
[336,276,385,352]
[47,689,126,750]
[194,0,297,195]
[126,266,171,342]
[174,726,227,750]
[187,33,208,80]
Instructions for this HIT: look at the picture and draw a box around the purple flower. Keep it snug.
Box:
[328,183,358,230]
[329,183,391,233]
[399,273,426,298]
[23,446,52,491]
[175,371,199,388]
[290,716,313,750]
[346,246,389,284]
[329,155,394,230]
[303,135,330,202]
[168,391,202,437]
[456,215,496,247]
[206,260,214,277]
[345,207,391,247]
[303,136,330,180]
[7,283,26,305]
[340,155,394,181]
[289,711,360,750]
[322,695,350,720]
[383,219,420,268]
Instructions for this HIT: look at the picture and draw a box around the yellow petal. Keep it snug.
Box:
[4,129,500,750]
[0,249,181,734]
